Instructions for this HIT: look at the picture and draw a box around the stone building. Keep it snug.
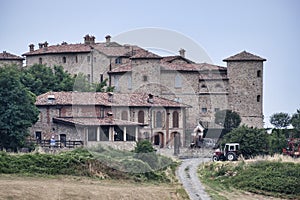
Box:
[0,51,24,68]
[23,35,266,132]
[31,91,188,149]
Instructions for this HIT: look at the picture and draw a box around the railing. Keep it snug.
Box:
[28,139,83,148]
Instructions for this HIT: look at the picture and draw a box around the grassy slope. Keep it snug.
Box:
[198,156,300,200]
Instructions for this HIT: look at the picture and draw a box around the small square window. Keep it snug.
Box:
[202,108,207,113]
[143,75,148,82]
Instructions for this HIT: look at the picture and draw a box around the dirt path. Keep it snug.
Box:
[176,158,211,200]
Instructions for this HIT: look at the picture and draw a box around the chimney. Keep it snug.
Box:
[108,92,114,103]
[105,35,111,43]
[179,48,185,58]
[84,34,90,44]
[107,111,113,123]
[44,41,48,47]
[38,43,43,49]
[29,44,34,52]
[148,94,154,103]
[47,95,55,104]
[90,36,95,44]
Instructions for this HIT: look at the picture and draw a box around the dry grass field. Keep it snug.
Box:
[0,174,188,200]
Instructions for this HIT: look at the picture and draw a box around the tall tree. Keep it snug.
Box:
[215,109,241,131]
[291,109,300,130]
[0,66,39,151]
[222,125,268,158]
[270,112,291,128]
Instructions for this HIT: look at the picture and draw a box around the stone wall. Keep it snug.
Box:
[0,60,23,68]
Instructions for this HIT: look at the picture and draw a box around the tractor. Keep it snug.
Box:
[282,138,300,158]
[212,143,240,161]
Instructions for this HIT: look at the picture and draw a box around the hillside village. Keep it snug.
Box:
[0,34,267,150]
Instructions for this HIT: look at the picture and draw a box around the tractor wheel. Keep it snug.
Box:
[227,153,236,161]
[212,156,219,162]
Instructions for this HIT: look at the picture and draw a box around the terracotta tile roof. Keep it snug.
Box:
[94,43,141,57]
[161,56,194,64]
[109,61,226,74]
[199,73,228,80]
[36,92,188,108]
[53,117,144,126]
[0,51,24,60]
[129,49,161,59]
[160,62,227,71]
[223,51,266,62]
[22,43,91,56]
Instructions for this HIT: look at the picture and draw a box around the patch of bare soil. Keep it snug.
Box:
[0,175,186,200]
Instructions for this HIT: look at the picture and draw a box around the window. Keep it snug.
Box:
[257,70,261,77]
[121,111,128,120]
[94,57,96,63]
[257,95,261,102]
[63,56,66,63]
[100,126,109,141]
[87,74,91,82]
[175,74,182,88]
[88,127,97,141]
[156,111,163,128]
[75,55,78,63]
[115,57,122,64]
[173,111,179,128]
[201,84,207,88]
[215,108,220,112]
[39,57,42,64]
[143,75,148,82]
[215,84,222,88]
[138,110,144,123]
[87,56,90,63]
[201,108,208,113]
[100,74,103,83]
[128,75,132,90]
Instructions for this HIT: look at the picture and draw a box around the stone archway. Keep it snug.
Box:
[169,132,181,148]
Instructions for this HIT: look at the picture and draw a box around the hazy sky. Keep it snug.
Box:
[1,0,299,127]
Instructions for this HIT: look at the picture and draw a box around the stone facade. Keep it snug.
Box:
[30,92,187,148]
[23,35,266,132]
[0,51,24,68]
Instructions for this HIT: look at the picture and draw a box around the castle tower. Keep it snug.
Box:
[223,51,266,128]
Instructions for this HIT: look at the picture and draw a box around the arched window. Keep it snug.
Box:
[175,74,182,88]
[121,111,128,120]
[138,110,144,124]
[201,84,207,88]
[173,111,179,128]
[257,95,261,102]
[257,70,261,77]
[63,56,66,63]
[156,111,163,128]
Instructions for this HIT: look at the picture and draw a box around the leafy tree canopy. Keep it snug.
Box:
[215,109,241,131]
[222,125,268,158]
[291,109,300,130]
[0,66,39,151]
[134,140,155,153]
[270,112,291,128]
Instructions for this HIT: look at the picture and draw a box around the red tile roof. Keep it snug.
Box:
[53,117,143,126]
[223,51,266,62]
[36,92,188,108]
[161,56,194,64]
[0,51,24,60]
[129,49,161,59]
[23,43,91,56]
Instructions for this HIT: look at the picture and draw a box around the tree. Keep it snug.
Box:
[134,140,155,153]
[53,65,75,91]
[222,125,268,158]
[0,66,39,151]
[215,110,241,131]
[291,109,300,130]
[270,112,291,128]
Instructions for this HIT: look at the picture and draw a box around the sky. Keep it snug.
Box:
[1,0,299,128]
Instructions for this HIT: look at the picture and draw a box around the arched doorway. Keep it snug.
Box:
[170,132,181,148]
[154,132,164,148]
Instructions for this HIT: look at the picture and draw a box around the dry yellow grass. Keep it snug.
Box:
[241,154,300,164]
[0,174,188,200]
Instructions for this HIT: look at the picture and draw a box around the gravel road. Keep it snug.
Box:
[176,158,211,200]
